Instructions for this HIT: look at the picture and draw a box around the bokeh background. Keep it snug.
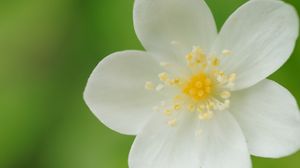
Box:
[0,0,299,167]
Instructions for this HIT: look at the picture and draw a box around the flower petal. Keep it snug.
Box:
[200,111,251,168]
[134,0,217,63]
[129,113,204,168]
[84,51,164,135]
[230,79,300,158]
[129,111,251,168]
[212,0,299,90]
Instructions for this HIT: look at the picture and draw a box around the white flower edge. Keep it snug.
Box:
[211,0,299,90]
[84,51,166,135]
[231,79,300,158]
[129,109,251,168]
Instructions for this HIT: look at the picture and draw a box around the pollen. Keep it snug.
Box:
[222,49,232,56]
[146,46,236,126]
[187,104,195,112]
[144,81,155,90]
[198,111,214,120]
[182,72,213,101]
[173,104,182,110]
[220,91,231,99]
[185,53,193,61]
[159,72,169,82]
[228,73,237,82]
[168,119,177,127]
[211,57,220,66]
[163,109,172,116]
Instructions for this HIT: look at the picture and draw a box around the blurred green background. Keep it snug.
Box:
[0,0,299,167]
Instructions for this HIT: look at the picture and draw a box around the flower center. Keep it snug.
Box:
[145,47,236,127]
[182,72,213,101]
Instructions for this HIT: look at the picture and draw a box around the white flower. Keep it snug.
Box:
[84,0,300,168]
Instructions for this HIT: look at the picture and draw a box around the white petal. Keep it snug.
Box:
[84,51,164,135]
[134,0,217,63]
[129,111,251,168]
[212,0,299,90]
[129,113,204,168]
[200,111,251,168]
[231,79,300,158]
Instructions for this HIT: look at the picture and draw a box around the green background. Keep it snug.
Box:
[0,0,299,167]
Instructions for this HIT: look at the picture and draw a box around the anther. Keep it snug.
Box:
[173,78,181,84]
[222,49,232,56]
[211,57,220,66]
[197,106,203,113]
[168,119,177,127]
[220,91,231,99]
[189,89,197,95]
[198,90,204,97]
[228,73,236,82]
[195,54,206,64]
[170,78,181,85]
[195,81,203,88]
[159,72,169,82]
[185,53,193,61]
[205,79,212,85]
[205,87,211,93]
[164,109,172,116]
[150,47,235,122]
[198,111,214,120]
[174,95,182,100]
[145,81,155,90]
[187,104,195,112]
[173,104,182,110]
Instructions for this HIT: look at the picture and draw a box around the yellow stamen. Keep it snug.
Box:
[195,54,206,64]
[205,87,211,93]
[195,81,203,88]
[187,104,195,112]
[222,49,232,56]
[185,53,193,61]
[163,109,172,116]
[220,91,231,99]
[228,73,237,82]
[205,79,212,85]
[174,95,182,100]
[149,47,236,123]
[168,119,177,127]
[198,90,204,97]
[211,57,220,66]
[159,72,168,82]
[197,106,203,113]
[198,111,214,120]
[182,72,214,101]
[145,81,155,90]
[173,104,182,110]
